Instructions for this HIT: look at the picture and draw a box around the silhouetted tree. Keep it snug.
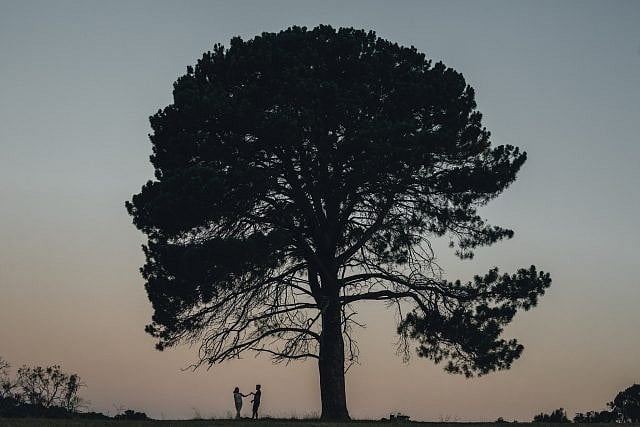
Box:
[0,357,13,399]
[0,359,88,418]
[533,408,570,423]
[114,409,151,420]
[574,410,616,423]
[15,365,84,411]
[127,25,551,420]
[0,358,19,417]
[610,384,640,422]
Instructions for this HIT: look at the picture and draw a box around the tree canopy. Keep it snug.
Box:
[533,408,570,423]
[611,384,640,422]
[0,358,86,418]
[126,25,551,420]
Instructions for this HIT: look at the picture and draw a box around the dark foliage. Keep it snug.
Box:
[610,384,640,422]
[0,396,21,418]
[14,364,84,411]
[0,357,12,400]
[0,395,115,420]
[533,408,570,423]
[114,409,152,420]
[574,410,617,423]
[0,397,73,419]
[127,25,551,419]
[0,357,93,419]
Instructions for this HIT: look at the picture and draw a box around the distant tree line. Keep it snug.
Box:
[0,356,149,420]
[572,410,617,423]
[3,355,638,422]
[533,408,570,423]
[533,384,640,423]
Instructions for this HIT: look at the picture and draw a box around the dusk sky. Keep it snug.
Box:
[1,0,639,421]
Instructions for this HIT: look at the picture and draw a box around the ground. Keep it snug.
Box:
[1,420,639,427]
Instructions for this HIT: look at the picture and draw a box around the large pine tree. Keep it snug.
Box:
[127,25,551,420]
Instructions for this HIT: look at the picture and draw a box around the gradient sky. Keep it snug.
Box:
[1,0,639,421]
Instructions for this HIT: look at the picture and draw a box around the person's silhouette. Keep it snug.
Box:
[233,386,250,419]
[251,384,262,419]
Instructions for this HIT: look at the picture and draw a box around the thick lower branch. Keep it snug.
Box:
[341,289,431,313]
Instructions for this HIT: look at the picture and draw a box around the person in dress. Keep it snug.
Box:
[233,386,250,419]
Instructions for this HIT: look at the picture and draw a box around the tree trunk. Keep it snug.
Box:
[318,296,350,421]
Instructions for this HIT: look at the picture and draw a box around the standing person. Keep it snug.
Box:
[251,384,262,419]
[233,387,249,419]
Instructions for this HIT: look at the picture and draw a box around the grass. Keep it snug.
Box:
[1,421,639,427]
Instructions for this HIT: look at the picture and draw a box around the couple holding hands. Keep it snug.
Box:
[233,384,262,419]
